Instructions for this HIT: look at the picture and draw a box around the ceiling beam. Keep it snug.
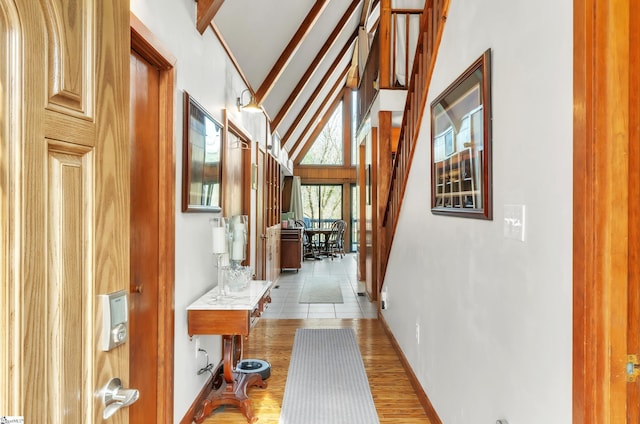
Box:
[285,64,350,159]
[271,0,360,131]
[294,89,349,164]
[272,26,358,131]
[196,0,225,34]
[255,0,330,103]
[210,22,247,87]
[290,78,347,163]
[280,46,353,148]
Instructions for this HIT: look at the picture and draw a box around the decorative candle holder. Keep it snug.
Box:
[225,215,250,292]
[210,216,229,298]
[228,215,248,266]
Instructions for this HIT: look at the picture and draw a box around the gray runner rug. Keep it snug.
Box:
[298,277,344,304]
[279,328,380,424]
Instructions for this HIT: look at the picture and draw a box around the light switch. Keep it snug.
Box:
[504,204,526,241]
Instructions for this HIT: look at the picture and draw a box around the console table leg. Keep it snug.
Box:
[192,371,267,423]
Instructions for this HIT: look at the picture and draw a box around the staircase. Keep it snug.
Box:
[380,0,450,280]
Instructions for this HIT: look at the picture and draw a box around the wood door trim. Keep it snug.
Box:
[628,0,640,421]
[130,13,176,424]
[573,0,631,421]
[234,119,253,266]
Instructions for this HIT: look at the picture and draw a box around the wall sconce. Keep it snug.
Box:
[229,134,251,150]
[236,89,262,113]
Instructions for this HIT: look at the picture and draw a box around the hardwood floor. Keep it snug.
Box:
[202,318,432,423]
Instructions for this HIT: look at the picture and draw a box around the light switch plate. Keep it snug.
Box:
[504,204,526,241]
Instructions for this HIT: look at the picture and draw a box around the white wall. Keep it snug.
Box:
[129,1,266,421]
[381,1,572,423]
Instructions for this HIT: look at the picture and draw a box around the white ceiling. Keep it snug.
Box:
[212,0,368,156]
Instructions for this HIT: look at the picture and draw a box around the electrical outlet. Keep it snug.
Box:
[415,322,420,344]
[194,336,200,359]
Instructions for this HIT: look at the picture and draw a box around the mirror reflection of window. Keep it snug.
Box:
[429,49,492,218]
[182,92,223,212]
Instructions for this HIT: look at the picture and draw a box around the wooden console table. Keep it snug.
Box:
[187,280,274,423]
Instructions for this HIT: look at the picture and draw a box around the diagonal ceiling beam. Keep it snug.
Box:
[210,22,252,89]
[290,76,348,163]
[294,89,348,163]
[279,36,355,146]
[272,29,358,132]
[255,0,330,104]
[196,0,225,34]
[284,63,351,156]
[280,46,353,148]
[271,0,360,130]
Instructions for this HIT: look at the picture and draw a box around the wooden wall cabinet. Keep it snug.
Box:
[265,224,281,283]
[280,228,303,271]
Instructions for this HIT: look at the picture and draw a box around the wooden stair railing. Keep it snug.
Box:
[357,8,424,127]
[381,0,450,279]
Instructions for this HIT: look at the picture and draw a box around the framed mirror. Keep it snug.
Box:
[182,91,223,212]
[430,49,492,219]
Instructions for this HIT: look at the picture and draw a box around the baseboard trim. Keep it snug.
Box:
[379,314,442,424]
[178,362,223,424]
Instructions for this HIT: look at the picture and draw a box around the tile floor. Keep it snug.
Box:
[261,253,379,319]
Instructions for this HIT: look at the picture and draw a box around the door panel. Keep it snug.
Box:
[1,0,130,422]
[129,49,160,422]
[47,141,94,423]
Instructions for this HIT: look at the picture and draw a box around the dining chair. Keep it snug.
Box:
[325,220,346,259]
[295,219,315,259]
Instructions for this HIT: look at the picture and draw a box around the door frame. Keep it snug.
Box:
[130,13,176,424]
[256,148,266,279]
[573,0,637,421]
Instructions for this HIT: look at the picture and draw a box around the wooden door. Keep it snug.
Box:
[255,149,267,279]
[129,17,176,424]
[0,0,130,423]
[358,143,367,282]
[222,117,245,218]
[224,118,253,266]
[129,49,161,423]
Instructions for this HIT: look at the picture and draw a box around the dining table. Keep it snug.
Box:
[302,227,333,259]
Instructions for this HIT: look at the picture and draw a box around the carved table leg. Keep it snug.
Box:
[193,371,267,423]
[192,335,267,423]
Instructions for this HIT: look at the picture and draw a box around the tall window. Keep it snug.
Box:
[301,184,342,228]
[301,103,343,165]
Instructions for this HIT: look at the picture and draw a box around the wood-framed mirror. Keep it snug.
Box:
[182,91,223,212]
[430,49,492,219]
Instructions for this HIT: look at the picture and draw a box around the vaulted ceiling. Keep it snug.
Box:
[196,0,379,161]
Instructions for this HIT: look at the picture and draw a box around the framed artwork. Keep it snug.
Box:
[430,49,492,219]
[181,91,223,212]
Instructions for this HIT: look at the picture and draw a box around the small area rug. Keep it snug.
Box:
[279,328,379,424]
[298,277,343,304]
